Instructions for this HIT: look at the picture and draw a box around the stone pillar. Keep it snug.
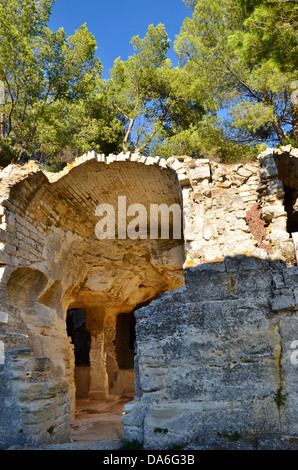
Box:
[87,308,109,400]
[104,312,119,394]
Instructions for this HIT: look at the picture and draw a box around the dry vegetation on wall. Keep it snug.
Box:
[246,204,272,255]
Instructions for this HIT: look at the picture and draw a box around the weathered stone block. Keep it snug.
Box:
[190,165,211,182]
[259,152,279,179]
[262,205,287,221]
[269,229,290,245]
[237,167,252,178]
[271,292,296,311]
[178,173,190,186]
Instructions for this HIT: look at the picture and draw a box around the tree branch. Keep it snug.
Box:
[137,103,170,153]
[113,103,131,122]
[123,117,135,152]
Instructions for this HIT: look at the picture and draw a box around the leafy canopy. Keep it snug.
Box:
[238,0,298,73]
[174,0,297,159]
[0,0,297,168]
[0,0,121,168]
[107,23,205,156]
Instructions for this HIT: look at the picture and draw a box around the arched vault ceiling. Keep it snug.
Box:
[0,152,185,322]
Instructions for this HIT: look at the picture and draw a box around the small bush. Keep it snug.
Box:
[120,439,143,450]
[154,427,168,434]
[230,431,241,442]
[274,386,288,408]
[217,430,241,441]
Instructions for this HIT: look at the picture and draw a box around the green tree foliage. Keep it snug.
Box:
[0,0,296,167]
[107,24,204,155]
[237,0,298,143]
[239,0,298,72]
[0,0,121,168]
[174,0,297,160]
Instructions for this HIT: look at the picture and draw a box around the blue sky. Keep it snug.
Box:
[48,0,191,79]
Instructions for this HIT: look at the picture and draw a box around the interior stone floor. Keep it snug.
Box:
[70,397,131,444]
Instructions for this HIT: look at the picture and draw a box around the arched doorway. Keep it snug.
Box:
[66,307,138,444]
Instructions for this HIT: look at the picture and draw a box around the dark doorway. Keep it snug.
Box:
[114,312,136,370]
[66,308,91,398]
[67,308,91,365]
[284,185,298,235]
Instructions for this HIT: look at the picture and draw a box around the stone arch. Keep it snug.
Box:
[0,152,185,447]
[1,149,298,449]
[6,267,48,306]
[6,267,68,365]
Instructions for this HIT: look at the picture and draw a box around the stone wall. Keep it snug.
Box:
[170,146,297,267]
[176,157,263,264]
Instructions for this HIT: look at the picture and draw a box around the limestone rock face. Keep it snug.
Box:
[123,256,298,449]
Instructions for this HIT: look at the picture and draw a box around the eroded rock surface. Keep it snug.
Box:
[123,256,298,450]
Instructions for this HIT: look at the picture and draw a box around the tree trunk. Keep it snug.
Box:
[123,118,135,152]
[272,117,285,145]
[0,110,4,139]
[292,105,298,142]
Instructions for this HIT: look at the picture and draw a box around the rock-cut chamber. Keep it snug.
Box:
[0,153,185,447]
